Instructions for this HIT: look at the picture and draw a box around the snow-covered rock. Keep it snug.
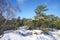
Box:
[0,29,60,40]
[0,33,55,40]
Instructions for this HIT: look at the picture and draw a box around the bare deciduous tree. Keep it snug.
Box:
[0,0,20,26]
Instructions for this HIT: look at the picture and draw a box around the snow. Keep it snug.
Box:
[0,28,60,40]
[0,33,53,40]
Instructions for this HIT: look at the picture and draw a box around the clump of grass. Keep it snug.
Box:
[42,29,49,35]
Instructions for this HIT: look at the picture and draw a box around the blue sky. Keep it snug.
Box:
[14,0,60,18]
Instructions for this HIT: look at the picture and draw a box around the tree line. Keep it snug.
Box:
[0,0,60,35]
[0,5,60,31]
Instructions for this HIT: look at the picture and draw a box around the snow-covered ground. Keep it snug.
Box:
[0,28,60,40]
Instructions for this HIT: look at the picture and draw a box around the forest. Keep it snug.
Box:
[0,0,60,35]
